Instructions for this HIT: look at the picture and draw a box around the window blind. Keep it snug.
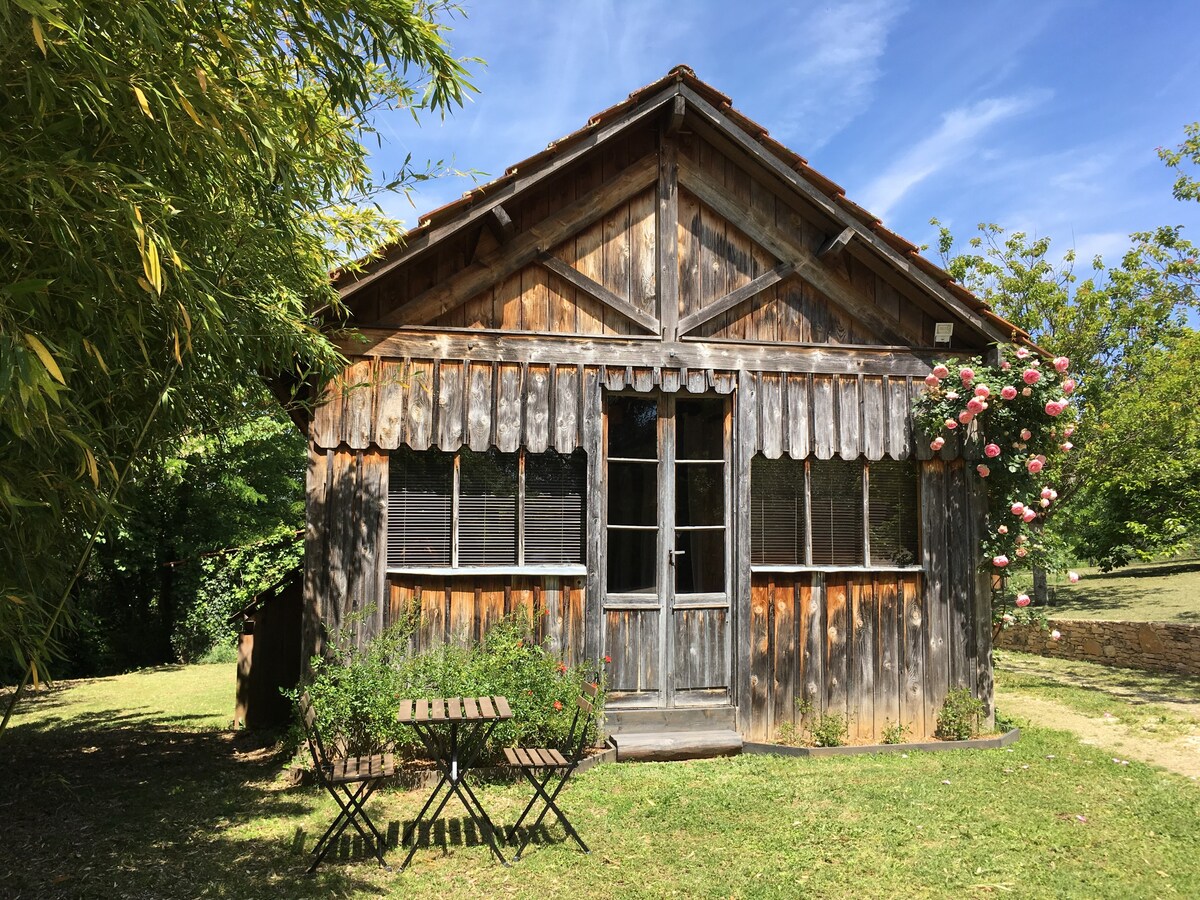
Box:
[525,451,586,564]
[809,457,864,566]
[750,457,806,565]
[458,449,518,565]
[867,459,919,565]
[387,448,452,566]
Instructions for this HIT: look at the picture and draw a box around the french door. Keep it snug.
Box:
[602,393,732,708]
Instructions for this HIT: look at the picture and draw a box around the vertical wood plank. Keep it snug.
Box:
[803,572,826,712]
[436,361,464,452]
[921,460,950,730]
[733,369,755,726]
[629,188,657,316]
[759,373,784,459]
[874,575,901,740]
[311,376,343,449]
[404,360,434,451]
[343,359,374,450]
[837,375,860,460]
[900,573,926,736]
[786,373,811,460]
[887,375,913,460]
[302,445,331,667]
[812,375,835,459]
[771,577,798,739]
[496,363,523,453]
[374,360,406,450]
[583,367,604,663]
[825,573,849,721]
[850,575,876,742]
[524,364,551,453]
[862,376,886,461]
[946,461,972,691]
[749,577,771,741]
[658,133,680,340]
[972,475,995,727]
[358,449,390,641]
[467,360,493,451]
[553,364,580,452]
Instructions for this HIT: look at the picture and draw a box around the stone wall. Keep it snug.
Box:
[996,618,1200,676]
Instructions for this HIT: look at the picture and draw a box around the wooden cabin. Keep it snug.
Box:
[303,67,1019,751]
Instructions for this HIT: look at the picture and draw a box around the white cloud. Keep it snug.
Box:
[771,0,909,148]
[859,92,1047,219]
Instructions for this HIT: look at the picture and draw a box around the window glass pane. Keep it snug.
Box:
[459,449,518,565]
[607,529,656,593]
[676,463,724,527]
[608,396,658,459]
[525,451,586,565]
[388,449,452,566]
[750,457,805,565]
[676,398,725,460]
[868,459,919,566]
[675,529,725,593]
[608,461,657,526]
[810,457,864,566]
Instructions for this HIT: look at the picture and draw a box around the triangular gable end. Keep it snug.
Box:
[339,67,1020,352]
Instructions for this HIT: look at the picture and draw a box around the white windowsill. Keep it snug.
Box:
[750,565,924,574]
[387,565,588,577]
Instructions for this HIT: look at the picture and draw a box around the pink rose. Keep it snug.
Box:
[1064,425,1075,437]
[1022,368,1041,385]
[945,391,959,400]
[1016,546,1028,557]
[985,443,1001,458]
[1001,360,1012,370]
[945,418,958,430]
[1068,571,1080,584]
[960,367,975,383]
[1022,387,1032,397]
[1053,356,1070,373]
[1011,502,1025,516]
[1040,487,1054,500]
[1037,454,1047,464]
[1039,498,1051,508]
[976,464,990,477]
[1016,347,1030,359]
[967,397,985,414]
[959,411,974,425]
[974,384,991,398]
[1045,400,1065,417]
[1000,386,1018,400]
[930,437,945,451]
[1022,508,1038,523]
[1060,442,1072,452]
[1015,594,1031,608]
[1020,429,1032,441]
[1027,458,1044,474]
[1062,378,1076,394]
[1049,489,1058,500]
[997,525,1009,535]
[925,374,940,387]
[992,555,1010,568]
[1051,629,1062,641]
[933,364,950,378]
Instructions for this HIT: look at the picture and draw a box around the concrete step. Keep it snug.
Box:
[604,705,737,735]
[611,729,743,762]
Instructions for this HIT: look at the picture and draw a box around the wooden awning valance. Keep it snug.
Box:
[311,358,976,461]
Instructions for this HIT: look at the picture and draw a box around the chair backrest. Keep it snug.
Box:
[564,682,601,766]
[297,693,331,773]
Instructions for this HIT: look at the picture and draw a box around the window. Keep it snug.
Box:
[387,448,585,569]
[750,456,918,567]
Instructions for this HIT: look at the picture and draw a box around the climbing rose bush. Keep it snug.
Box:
[913,344,1078,627]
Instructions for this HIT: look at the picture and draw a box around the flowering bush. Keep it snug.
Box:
[914,344,1078,627]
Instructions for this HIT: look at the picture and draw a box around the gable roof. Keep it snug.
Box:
[337,65,1027,347]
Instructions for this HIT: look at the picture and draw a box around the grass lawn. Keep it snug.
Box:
[1015,559,1200,623]
[3,664,1199,898]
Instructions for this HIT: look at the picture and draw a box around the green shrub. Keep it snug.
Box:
[993,706,1018,734]
[809,713,848,747]
[296,612,604,762]
[935,688,986,741]
[880,721,911,745]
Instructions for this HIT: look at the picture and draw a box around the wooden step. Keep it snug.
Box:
[604,706,737,735]
[611,729,743,762]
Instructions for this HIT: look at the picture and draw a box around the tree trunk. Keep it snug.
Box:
[1032,565,1049,607]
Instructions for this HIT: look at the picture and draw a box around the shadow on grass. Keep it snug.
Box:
[1083,560,1200,580]
[998,654,1200,709]
[0,714,378,898]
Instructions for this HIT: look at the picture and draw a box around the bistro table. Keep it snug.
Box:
[397,695,514,869]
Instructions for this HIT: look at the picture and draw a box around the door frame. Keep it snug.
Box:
[600,390,733,709]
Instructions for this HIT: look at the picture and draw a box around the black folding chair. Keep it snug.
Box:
[298,693,397,873]
[505,682,599,860]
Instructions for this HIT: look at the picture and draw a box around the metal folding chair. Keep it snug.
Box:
[505,682,599,860]
[298,693,397,873]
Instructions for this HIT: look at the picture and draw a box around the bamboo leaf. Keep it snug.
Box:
[31,16,46,56]
[133,85,153,119]
[83,448,99,488]
[23,333,66,384]
[5,595,24,607]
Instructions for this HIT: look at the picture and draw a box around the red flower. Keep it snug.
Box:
[553,700,563,711]
[527,689,534,695]
[558,662,567,673]
[604,655,612,664]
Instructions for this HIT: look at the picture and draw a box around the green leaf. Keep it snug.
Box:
[23,333,66,384]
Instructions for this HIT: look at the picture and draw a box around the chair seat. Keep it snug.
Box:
[322,752,397,784]
[505,746,569,769]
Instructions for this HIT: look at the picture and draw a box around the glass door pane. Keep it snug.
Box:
[606,396,659,595]
[673,399,727,597]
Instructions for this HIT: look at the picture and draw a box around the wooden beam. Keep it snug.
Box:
[657,134,680,340]
[338,85,680,300]
[537,252,660,334]
[378,154,658,327]
[676,83,1010,345]
[677,263,795,336]
[676,156,918,347]
[485,204,516,243]
[818,226,854,260]
[340,328,954,376]
[665,94,686,137]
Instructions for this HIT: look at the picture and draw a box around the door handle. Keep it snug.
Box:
[669,549,687,566]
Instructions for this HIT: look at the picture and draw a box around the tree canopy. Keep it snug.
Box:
[0,0,475,717]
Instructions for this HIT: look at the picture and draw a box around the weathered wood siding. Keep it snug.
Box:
[744,459,991,742]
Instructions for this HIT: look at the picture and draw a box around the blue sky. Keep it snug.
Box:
[368,0,1200,270]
